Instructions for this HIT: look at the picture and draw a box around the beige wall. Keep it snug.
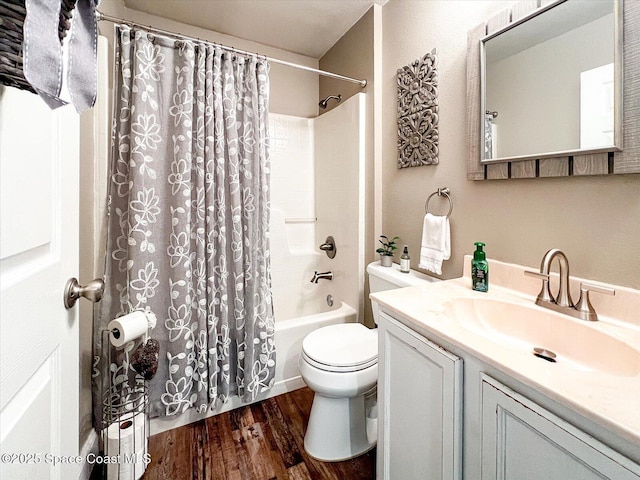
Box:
[319,8,373,114]
[381,0,640,289]
[320,6,378,326]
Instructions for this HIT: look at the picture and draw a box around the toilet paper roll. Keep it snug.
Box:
[104,411,148,480]
[108,312,149,348]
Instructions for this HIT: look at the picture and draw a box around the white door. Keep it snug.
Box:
[0,86,80,479]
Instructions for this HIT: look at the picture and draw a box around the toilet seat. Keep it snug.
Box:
[301,323,378,373]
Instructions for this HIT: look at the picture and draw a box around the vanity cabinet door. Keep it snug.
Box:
[481,375,640,480]
[378,313,462,480]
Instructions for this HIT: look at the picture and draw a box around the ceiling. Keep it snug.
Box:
[123,0,386,59]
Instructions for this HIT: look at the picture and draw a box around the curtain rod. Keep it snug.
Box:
[96,11,367,88]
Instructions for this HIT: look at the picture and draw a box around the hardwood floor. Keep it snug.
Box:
[94,387,376,480]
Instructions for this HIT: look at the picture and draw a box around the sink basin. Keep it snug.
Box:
[444,297,640,377]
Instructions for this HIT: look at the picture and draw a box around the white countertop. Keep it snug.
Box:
[370,262,640,447]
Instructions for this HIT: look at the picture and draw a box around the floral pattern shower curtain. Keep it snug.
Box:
[94,25,275,423]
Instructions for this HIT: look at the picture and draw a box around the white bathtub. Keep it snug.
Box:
[151,301,357,435]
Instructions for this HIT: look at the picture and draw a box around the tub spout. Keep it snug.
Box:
[311,271,333,283]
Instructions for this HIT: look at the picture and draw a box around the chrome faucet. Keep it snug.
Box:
[540,249,572,307]
[311,271,333,283]
[525,249,614,321]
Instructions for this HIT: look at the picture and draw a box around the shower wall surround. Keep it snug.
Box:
[269,114,317,321]
[270,94,366,322]
[313,94,366,317]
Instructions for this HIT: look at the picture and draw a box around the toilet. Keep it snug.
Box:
[298,261,437,461]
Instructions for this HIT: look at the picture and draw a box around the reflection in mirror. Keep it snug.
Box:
[482,0,620,162]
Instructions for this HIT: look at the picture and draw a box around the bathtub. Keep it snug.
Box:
[150,301,357,435]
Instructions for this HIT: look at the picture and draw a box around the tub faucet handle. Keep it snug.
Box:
[319,236,337,259]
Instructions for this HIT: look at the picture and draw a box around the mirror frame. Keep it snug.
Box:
[467,0,640,180]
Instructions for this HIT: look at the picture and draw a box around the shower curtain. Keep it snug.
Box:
[93,25,275,423]
[484,113,496,159]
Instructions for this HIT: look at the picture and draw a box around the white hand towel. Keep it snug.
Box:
[418,213,450,275]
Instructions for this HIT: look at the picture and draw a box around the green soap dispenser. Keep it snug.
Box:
[471,242,489,292]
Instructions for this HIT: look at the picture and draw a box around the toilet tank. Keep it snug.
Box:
[367,261,440,324]
[367,261,438,293]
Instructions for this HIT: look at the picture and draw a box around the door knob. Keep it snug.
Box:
[64,277,105,309]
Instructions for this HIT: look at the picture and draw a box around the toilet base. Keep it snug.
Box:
[303,389,377,462]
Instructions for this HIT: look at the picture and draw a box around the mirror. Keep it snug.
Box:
[481,0,622,163]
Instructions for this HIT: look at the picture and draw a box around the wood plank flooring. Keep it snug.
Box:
[94,387,376,480]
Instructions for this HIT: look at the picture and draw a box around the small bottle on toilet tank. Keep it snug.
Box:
[400,245,410,273]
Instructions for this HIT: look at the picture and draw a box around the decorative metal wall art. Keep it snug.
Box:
[397,48,439,168]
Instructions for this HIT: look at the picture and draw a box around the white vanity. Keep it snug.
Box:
[371,256,640,480]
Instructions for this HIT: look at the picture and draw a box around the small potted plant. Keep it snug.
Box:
[376,235,399,267]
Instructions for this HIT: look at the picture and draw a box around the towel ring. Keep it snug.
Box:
[425,187,453,218]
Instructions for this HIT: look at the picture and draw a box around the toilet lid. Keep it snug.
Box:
[302,323,378,372]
